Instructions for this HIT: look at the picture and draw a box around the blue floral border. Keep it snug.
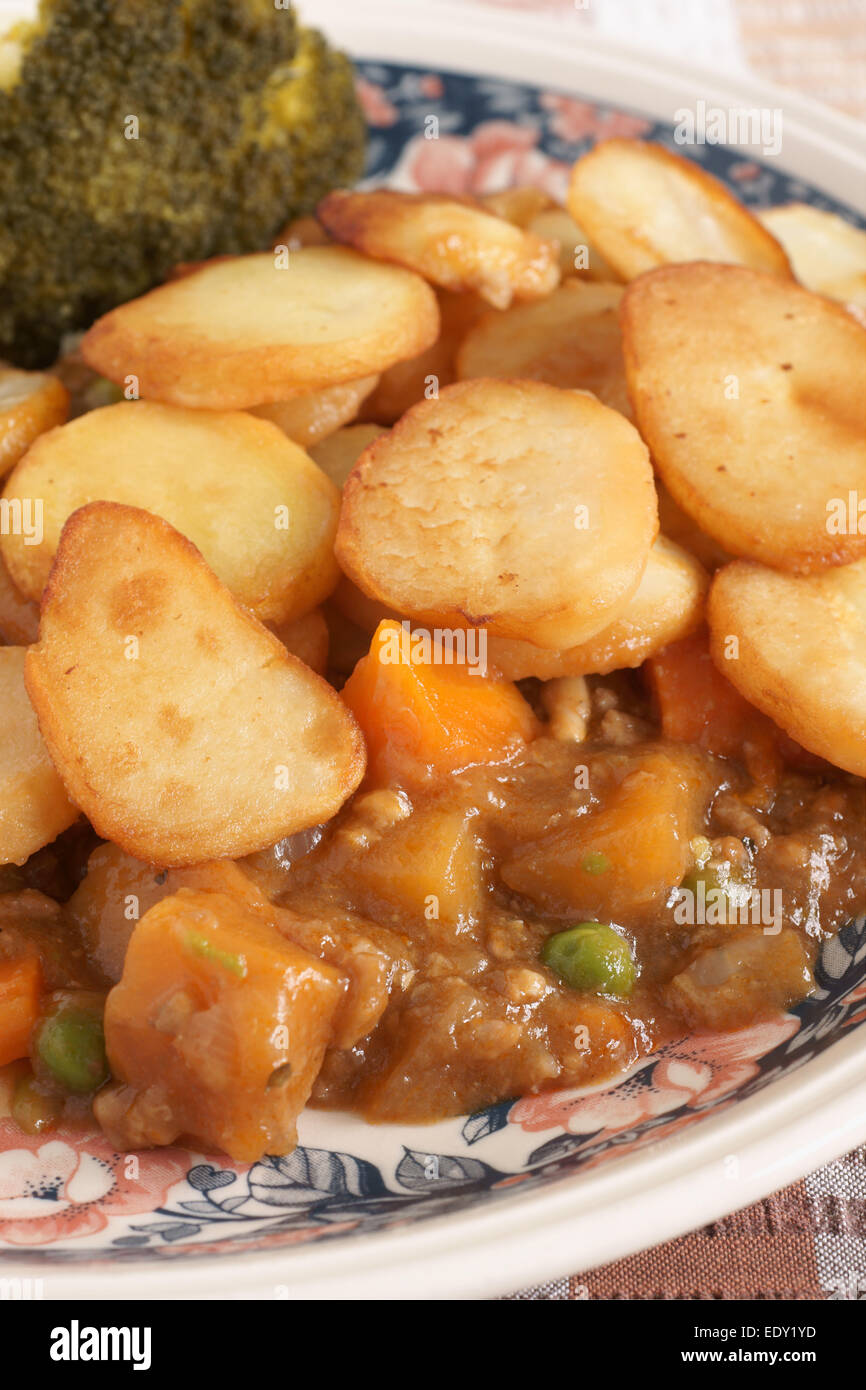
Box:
[358,60,866,224]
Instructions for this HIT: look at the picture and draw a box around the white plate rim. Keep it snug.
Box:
[306,0,866,210]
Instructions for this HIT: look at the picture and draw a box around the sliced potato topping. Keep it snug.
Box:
[0,550,38,646]
[330,537,708,683]
[457,280,631,418]
[708,558,866,776]
[268,607,330,675]
[0,364,69,479]
[760,203,866,310]
[251,374,379,449]
[2,401,341,622]
[310,423,387,491]
[483,190,618,281]
[568,139,792,281]
[527,206,620,282]
[359,288,487,425]
[80,248,441,409]
[622,262,866,573]
[655,480,733,573]
[486,537,708,680]
[481,188,556,227]
[0,645,79,866]
[318,189,560,309]
[25,502,365,865]
[336,378,657,649]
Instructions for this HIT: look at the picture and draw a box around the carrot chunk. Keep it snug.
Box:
[101,889,344,1161]
[647,631,765,755]
[646,631,825,779]
[0,956,42,1067]
[345,806,486,938]
[68,843,268,985]
[502,748,713,923]
[341,619,539,787]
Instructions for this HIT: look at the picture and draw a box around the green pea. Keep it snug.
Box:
[541,922,636,997]
[682,862,724,895]
[35,998,109,1095]
[680,860,751,909]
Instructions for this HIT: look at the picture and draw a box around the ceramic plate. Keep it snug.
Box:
[1,0,865,1299]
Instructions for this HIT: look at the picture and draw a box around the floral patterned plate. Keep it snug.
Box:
[2,0,866,1299]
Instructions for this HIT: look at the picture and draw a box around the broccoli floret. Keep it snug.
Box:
[0,0,366,366]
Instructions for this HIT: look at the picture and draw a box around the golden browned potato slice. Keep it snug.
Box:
[80,248,440,409]
[568,139,791,281]
[359,289,488,426]
[655,481,732,573]
[0,365,69,479]
[318,189,560,309]
[527,207,619,282]
[481,190,617,280]
[359,348,447,427]
[708,558,866,776]
[331,535,707,680]
[268,607,330,675]
[336,379,657,649]
[760,203,866,310]
[486,536,708,679]
[25,503,365,865]
[330,573,396,633]
[481,188,557,227]
[310,423,387,490]
[1,401,340,622]
[251,374,379,448]
[456,281,632,419]
[622,262,866,573]
[0,551,38,646]
[0,646,78,865]
[273,214,332,249]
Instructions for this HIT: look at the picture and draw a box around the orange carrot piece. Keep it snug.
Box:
[0,956,42,1067]
[502,747,713,921]
[646,631,762,755]
[646,631,825,781]
[103,889,344,1161]
[341,619,540,787]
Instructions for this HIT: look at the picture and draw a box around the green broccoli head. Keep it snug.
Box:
[0,0,366,366]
